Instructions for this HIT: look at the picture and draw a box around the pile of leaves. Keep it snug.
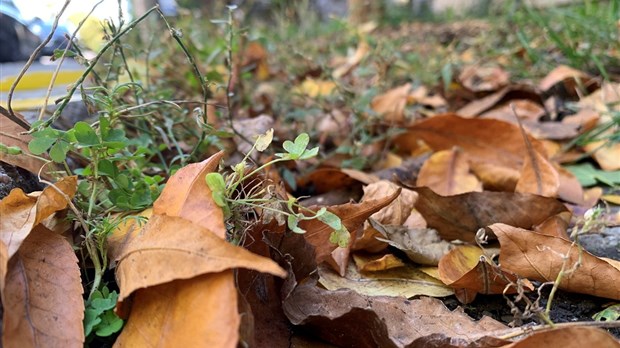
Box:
[1,2,620,347]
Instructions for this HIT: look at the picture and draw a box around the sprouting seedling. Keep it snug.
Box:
[205,129,350,248]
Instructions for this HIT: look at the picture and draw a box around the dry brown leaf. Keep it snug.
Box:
[352,181,416,253]
[0,176,76,258]
[470,161,521,191]
[491,223,620,300]
[416,147,483,195]
[116,214,286,305]
[438,245,532,304]
[539,65,599,96]
[318,261,453,298]
[556,165,585,205]
[106,208,153,264]
[458,65,510,92]
[584,141,620,171]
[394,114,547,171]
[456,84,541,118]
[153,151,226,238]
[481,99,545,122]
[500,326,620,348]
[371,83,412,123]
[352,253,405,272]
[370,220,453,266]
[577,82,620,113]
[332,40,369,78]
[283,278,506,347]
[114,272,239,348]
[412,187,569,242]
[514,116,560,198]
[2,225,83,347]
[362,180,417,226]
[532,211,571,239]
[0,110,59,178]
[299,189,400,263]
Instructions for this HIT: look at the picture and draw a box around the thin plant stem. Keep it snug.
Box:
[7,0,71,124]
[38,6,160,130]
[37,0,104,122]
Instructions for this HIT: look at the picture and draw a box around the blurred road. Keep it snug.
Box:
[0,59,84,122]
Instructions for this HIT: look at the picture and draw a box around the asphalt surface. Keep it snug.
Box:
[0,58,85,122]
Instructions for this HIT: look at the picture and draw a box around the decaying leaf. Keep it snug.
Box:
[299,188,400,263]
[491,223,620,300]
[371,83,412,123]
[114,272,239,348]
[394,114,547,171]
[438,245,531,304]
[153,151,226,238]
[370,220,454,266]
[458,65,510,92]
[514,114,560,198]
[116,214,286,305]
[0,176,76,258]
[412,187,568,242]
[500,326,620,348]
[416,147,483,195]
[318,261,453,299]
[352,253,405,271]
[283,277,506,348]
[2,225,83,347]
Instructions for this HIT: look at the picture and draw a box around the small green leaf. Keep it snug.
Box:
[28,136,56,155]
[593,304,620,321]
[329,228,350,248]
[299,146,319,160]
[6,146,22,155]
[255,128,274,152]
[317,211,342,230]
[205,172,226,193]
[287,214,305,234]
[95,310,124,337]
[283,133,310,158]
[74,121,99,146]
[49,140,69,162]
[84,308,102,337]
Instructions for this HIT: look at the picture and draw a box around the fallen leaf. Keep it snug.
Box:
[577,82,620,113]
[371,83,412,123]
[539,65,596,93]
[565,163,620,187]
[0,108,58,178]
[584,141,620,171]
[352,253,405,272]
[283,278,506,347]
[0,176,77,258]
[412,187,569,242]
[294,78,337,98]
[318,261,453,298]
[556,165,585,205]
[114,272,239,348]
[352,181,416,253]
[394,114,547,171]
[116,214,286,305]
[458,65,510,92]
[416,147,483,195]
[491,223,620,300]
[532,211,571,239]
[370,220,454,266]
[153,151,226,238]
[438,245,532,304]
[514,115,560,198]
[500,326,620,348]
[106,208,153,265]
[299,188,400,263]
[332,40,369,78]
[470,161,521,191]
[2,225,83,347]
[456,84,541,118]
[232,115,274,159]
